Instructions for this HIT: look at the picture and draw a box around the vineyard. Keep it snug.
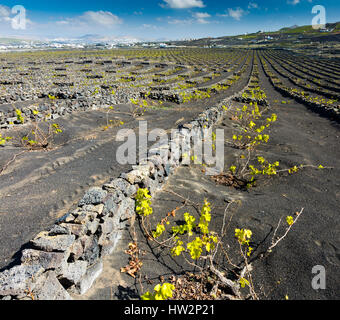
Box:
[0,48,339,300]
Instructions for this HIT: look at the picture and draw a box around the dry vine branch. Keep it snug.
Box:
[238,242,258,300]
[163,188,201,209]
[268,208,304,252]
[212,200,236,261]
[208,255,241,298]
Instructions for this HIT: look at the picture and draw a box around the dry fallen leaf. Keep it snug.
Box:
[121,242,143,278]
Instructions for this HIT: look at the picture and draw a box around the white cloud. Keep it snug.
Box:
[287,0,300,5]
[162,0,205,9]
[248,2,259,9]
[56,20,69,25]
[288,0,313,4]
[194,12,210,19]
[142,24,159,30]
[228,7,247,21]
[82,11,122,26]
[193,12,211,24]
[167,12,211,25]
[56,11,122,27]
[0,5,10,18]
[168,18,193,24]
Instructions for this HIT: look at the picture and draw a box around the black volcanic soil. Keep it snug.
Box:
[0,49,339,301]
[75,60,340,301]
[0,61,251,271]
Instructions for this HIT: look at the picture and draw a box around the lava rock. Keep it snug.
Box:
[75,261,103,295]
[58,261,88,286]
[32,271,72,300]
[21,249,69,270]
[0,264,44,296]
[78,187,107,206]
[31,232,75,252]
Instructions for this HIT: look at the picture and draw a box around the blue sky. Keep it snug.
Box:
[0,0,339,40]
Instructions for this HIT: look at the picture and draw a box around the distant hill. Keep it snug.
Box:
[50,34,141,45]
[275,21,340,34]
[281,25,299,30]
[167,21,340,47]
[0,37,39,45]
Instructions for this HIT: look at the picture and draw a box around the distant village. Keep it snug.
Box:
[0,24,337,52]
